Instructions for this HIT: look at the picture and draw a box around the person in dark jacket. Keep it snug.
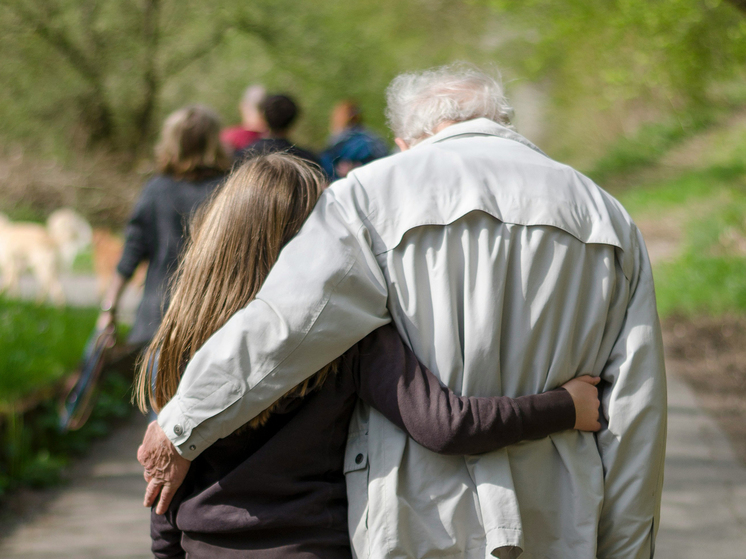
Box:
[134,153,602,559]
[97,105,230,350]
[320,100,390,180]
[239,94,321,170]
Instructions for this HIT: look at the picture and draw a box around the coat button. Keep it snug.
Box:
[189,445,196,451]
[355,453,364,464]
[173,424,183,436]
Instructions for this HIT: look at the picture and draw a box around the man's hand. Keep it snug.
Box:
[137,420,191,515]
[561,375,602,432]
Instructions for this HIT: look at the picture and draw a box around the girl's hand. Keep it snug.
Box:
[561,376,602,432]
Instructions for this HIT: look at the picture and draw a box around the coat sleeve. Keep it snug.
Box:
[157,178,391,459]
[596,226,667,559]
[116,179,156,278]
[350,323,577,455]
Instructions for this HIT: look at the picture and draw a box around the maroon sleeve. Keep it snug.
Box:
[347,323,576,455]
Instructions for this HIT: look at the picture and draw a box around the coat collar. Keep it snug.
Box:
[414,118,546,156]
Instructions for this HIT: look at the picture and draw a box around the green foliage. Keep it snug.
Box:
[587,113,716,184]
[0,0,494,158]
[1,203,48,224]
[491,0,746,105]
[619,163,746,215]
[487,0,746,164]
[0,297,97,407]
[654,254,746,317]
[71,245,94,274]
[0,373,134,495]
[618,159,746,318]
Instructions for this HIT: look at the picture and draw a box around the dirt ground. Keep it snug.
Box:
[662,315,746,465]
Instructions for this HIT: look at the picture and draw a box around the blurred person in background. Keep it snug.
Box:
[320,100,389,180]
[97,105,229,358]
[239,94,321,169]
[139,64,666,559]
[220,85,268,155]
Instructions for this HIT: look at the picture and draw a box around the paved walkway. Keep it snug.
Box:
[0,414,152,558]
[16,273,141,322]
[656,375,746,558]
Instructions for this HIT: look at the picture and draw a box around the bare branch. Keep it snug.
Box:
[161,9,277,79]
[132,0,162,148]
[4,0,102,86]
[3,0,117,143]
[79,0,106,55]
[162,24,232,78]
[232,14,277,47]
[725,0,746,13]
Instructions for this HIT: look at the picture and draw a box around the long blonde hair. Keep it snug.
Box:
[135,154,334,428]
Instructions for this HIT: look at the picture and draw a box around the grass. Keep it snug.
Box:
[72,245,95,274]
[587,112,716,185]
[0,297,98,408]
[580,100,746,320]
[619,163,746,216]
[0,297,135,494]
[0,203,47,223]
[617,161,746,318]
[654,255,746,318]
[0,373,133,494]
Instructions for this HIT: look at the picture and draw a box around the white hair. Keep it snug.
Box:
[385,63,514,145]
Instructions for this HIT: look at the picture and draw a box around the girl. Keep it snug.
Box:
[136,153,600,559]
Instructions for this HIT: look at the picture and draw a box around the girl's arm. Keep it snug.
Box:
[349,323,596,455]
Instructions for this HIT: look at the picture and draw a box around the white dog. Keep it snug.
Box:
[47,208,93,270]
[0,208,92,305]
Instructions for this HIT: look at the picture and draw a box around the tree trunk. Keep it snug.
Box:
[133,0,161,153]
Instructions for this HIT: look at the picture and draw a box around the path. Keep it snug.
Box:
[15,273,141,322]
[656,376,746,558]
[0,414,152,558]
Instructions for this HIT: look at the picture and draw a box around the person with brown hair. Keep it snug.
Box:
[135,153,602,559]
[97,104,230,349]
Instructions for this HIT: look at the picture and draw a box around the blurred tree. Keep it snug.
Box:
[0,0,492,160]
[486,0,746,164]
[490,0,746,108]
[0,1,252,154]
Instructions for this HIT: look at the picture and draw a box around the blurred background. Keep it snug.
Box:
[0,0,745,557]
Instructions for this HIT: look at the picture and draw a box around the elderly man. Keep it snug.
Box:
[139,64,666,559]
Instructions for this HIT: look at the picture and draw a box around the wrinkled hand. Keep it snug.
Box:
[137,420,191,515]
[561,375,602,432]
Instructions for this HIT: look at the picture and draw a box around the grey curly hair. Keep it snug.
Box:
[385,63,514,146]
